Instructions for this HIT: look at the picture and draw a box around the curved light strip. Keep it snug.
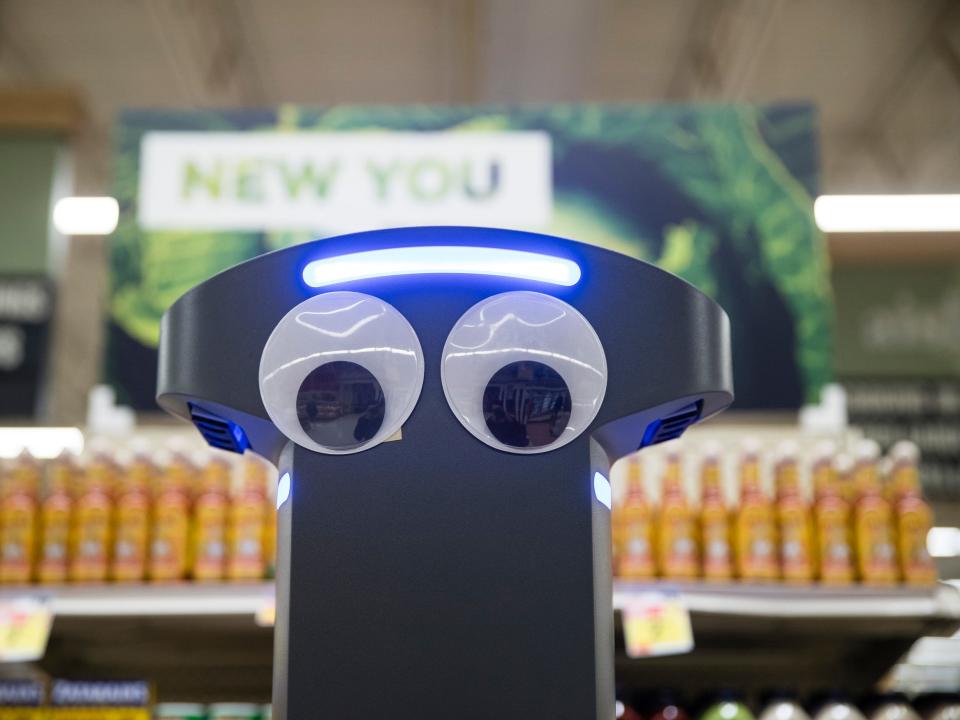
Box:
[302,246,581,288]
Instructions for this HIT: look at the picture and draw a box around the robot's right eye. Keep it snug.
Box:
[258,291,424,454]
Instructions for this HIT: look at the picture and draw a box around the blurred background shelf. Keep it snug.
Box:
[0,582,274,618]
[613,581,960,695]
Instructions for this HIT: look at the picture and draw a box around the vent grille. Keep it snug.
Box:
[189,404,250,454]
[639,401,703,448]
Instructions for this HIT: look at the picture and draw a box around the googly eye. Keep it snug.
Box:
[259,291,424,454]
[441,291,607,454]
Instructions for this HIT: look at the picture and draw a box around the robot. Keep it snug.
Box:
[157,226,733,720]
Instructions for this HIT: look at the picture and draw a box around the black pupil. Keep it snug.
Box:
[297,361,385,450]
[483,361,572,448]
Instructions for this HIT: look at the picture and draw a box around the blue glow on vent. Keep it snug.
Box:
[188,404,250,454]
[593,471,612,510]
[276,472,291,510]
[302,246,581,288]
[639,401,703,449]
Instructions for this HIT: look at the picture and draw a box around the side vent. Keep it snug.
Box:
[189,403,250,454]
[639,401,703,449]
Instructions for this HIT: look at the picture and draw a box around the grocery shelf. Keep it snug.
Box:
[613,579,960,620]
[3,579,957,622]
[0,582,274,618]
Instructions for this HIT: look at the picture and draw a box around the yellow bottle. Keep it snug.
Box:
[655,450,698,580]
[149,452,194,582]
[853,463,899,586]
[39,453,75,584]
[613,458,655,580]
[0,453,41,584]
[192,456,231,582]
[888,441,922,502]
[264,484,278,579]
[774,445,813,584]
[811,452,854,585]
[852,440,881,500]
[733,445,778,582]
[111,452,153,582]
[228,456,268,581]
[832,452,855,505]
[699,445,732,582]
[70,453,115,583]
[810,441,837,502]
[889,443,937,586]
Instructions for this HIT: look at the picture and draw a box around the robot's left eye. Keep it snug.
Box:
[259,291,424,454]
[441,291,607,454]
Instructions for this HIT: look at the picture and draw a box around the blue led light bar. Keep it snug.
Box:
[302,246,582,288]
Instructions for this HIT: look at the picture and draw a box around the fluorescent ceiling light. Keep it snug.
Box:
[302,246,582,288]
[928,527,960,558]
[0,427,84,459]
[814,194,960,233]
[52,196,119,236]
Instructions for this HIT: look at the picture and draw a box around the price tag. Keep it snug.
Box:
[621,589,693,658]
[0,596,53,662]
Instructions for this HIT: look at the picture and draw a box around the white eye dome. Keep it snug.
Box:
[258,291,424,454]
[441,291,607,454]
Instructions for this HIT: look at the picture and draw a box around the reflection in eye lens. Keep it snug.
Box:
[296,361,386,451]
[482,361,571,449]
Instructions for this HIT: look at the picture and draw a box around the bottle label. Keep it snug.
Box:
[39,508,70,583]
[0,501,36,583]
[70,504,110,582]
[780,516,813,581]
[229,503,266,579]
[702,516,732,579]
[112,502,149,581]
[193,502,228,580]
[150,500,189,580]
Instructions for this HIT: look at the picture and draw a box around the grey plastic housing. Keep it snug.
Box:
[157,226,733,720]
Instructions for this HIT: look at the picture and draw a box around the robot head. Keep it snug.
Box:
[158,226,733,469]
[158,226,732,720]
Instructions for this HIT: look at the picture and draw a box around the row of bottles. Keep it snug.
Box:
[612,438,937,586]
[618,689,959,720]
[0,447,277,584]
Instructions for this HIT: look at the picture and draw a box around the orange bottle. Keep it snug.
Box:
[810,441,837,502]
[192,456,232,582]
[889,442,937,586]
[811,449,854,585]
[833,452,855,505]
[70,453,115,582]
[149,452,194,582]
[111,452,153,582]
[0,453,41,584]
[733,445,778,581]
[888,441,922,502]
[655,450,698,580]
[38,453,75,584]
[775,444,813,584]
[613,458,655,580]
[852,440,882,500]
[699,444,732,582]
[853,460,899,586]
[264,485,278,579]
[228,457,268,581]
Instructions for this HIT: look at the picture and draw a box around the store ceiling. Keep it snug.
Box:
[0,0,958,195]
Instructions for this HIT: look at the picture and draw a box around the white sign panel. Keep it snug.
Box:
[138,131,553,232]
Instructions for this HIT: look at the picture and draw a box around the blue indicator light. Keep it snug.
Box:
[276,472,292,510]
[302,246,581,288]
[593,471,612,510]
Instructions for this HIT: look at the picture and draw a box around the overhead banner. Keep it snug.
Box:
[110,104,831,411]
